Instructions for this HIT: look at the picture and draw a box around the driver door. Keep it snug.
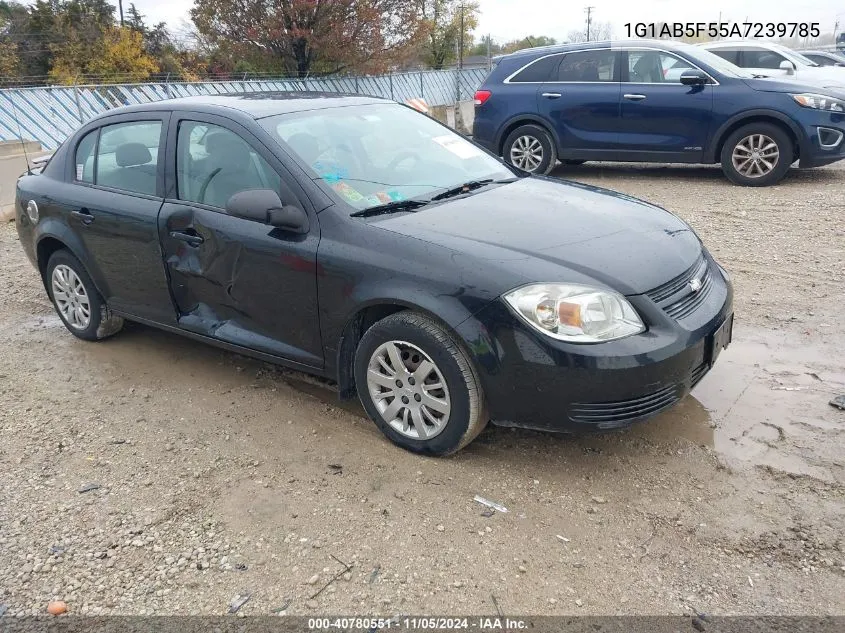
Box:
[158,113,323,369]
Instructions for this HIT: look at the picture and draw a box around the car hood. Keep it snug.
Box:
[371,177,702,296]
[743,73,845,93]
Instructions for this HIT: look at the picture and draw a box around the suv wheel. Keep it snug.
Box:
[720,123,793,186]
[46,250,124,341]
[354,312,487,456]
[503,124,556,174]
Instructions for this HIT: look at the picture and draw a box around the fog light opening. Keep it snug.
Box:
[818,127,844,149]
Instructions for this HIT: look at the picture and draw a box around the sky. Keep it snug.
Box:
[71,0,845,45]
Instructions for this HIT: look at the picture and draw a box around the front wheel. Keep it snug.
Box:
[502,124,556,174]
[354,312,487,456]
[720,123,793,186]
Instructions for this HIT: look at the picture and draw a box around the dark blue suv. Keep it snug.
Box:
[472,39,845,186]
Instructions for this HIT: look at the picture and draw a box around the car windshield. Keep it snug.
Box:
[772,44,819,67]
[259,103,514,211]
[690,47,755,78]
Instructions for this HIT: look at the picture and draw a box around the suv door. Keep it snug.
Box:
[535,48,622,156]
[59,113,175,323]
[616,48,714,161]
[159,113,323,368]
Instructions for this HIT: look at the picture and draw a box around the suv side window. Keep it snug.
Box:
[95,121,161,195]
[742,48,786,69]
[176,121,284,210]
[709,48,741,65]
[509,54,562,82]
[557,50,616,82]
[74,129,97,183]
[628,51,694,83]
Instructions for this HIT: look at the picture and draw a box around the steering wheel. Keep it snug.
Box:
[387,151,422,172]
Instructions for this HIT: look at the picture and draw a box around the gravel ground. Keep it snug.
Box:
[1,161,844,617]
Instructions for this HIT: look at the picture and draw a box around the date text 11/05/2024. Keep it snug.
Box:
[307,617,528,630]
[624,22,820,39]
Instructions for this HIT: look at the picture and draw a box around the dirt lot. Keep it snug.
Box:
[1,161,844,617]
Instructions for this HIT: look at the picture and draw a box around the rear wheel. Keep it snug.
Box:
[720,123,792,186]
[46,250,123,341]
[354,312,487,456]
[503,124,556,174]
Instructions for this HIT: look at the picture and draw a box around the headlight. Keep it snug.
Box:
[791,93,845,112]
[503,283,645,343]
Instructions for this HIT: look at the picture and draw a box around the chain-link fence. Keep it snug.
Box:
[0,68,489,150]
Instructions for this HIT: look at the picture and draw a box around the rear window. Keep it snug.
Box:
[508,54,562,82]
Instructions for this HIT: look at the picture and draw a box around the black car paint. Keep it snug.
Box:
[16,94,733,433]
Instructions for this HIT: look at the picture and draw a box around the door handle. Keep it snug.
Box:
[169,230,204,247]
[542,92,562,99]
[623,93,647,101]
[71,207,94,224]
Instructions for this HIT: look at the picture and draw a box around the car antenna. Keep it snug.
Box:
[5,93,32,175]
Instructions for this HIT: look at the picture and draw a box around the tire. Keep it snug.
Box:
[354,311,488,456]
[720,123,793,186]
[502,124,556,175]
[46,250,124,341]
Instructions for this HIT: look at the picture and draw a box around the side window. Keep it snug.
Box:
[176,121,284,211]
[95,121,161,195]
[628,51,694,84]
[509,54,562,83]
[557,50,616,82]
[74,129,97,183]
[742,48,786,69]
[709,48,741,65]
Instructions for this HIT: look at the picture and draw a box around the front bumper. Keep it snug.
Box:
[456,255,734,433]
[797,112,845,168]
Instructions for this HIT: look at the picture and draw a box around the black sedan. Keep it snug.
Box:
[15,93,733,455]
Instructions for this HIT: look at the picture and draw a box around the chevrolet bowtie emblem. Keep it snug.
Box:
[689,277,702,292]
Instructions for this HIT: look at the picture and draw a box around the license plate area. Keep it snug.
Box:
[709,313,733,365]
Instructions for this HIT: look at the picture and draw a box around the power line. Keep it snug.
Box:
[584,6,594,42]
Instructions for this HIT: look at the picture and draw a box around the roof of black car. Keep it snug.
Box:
[105,92,388,119]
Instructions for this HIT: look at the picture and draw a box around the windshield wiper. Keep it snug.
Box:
[430,179,494,202]
[349,199,429,218]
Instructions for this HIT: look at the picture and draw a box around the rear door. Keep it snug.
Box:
[158,113,323,368]
[616,48,714,161]
[536,48,622,156]
[60,113,175,323]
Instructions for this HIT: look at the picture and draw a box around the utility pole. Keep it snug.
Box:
[585,6,594,42]
[458,2,465,70]
[486,33,491,70]
[118,0,124,27]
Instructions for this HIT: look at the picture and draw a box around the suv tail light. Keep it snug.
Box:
[474,90,492,106]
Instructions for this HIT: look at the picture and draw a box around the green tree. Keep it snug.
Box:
[418,0,479,69]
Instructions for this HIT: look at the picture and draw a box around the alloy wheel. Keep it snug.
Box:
[51,264,91,330]
[509,135,544,172]
[366,340,451,440]
[731,134,779,178]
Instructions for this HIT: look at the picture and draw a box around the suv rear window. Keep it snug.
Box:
[508,54,562,82]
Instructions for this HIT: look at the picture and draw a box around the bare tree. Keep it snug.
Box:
[566,20,612,43]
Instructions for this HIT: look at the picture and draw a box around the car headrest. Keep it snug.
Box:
[286,133,320,165]
[115,142,152,167]
[205,132,251,169]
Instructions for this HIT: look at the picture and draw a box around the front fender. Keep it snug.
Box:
[706,109,804,162]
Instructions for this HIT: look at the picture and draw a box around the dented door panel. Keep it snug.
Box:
[158,203,323,368]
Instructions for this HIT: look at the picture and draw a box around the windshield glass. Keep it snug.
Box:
[772,44,819,66]
[259,103,514,211]
[690,47,755,78]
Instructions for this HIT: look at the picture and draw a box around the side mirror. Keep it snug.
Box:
[680,69,708,86]
[226,189,309,233]
[779,60,796,75]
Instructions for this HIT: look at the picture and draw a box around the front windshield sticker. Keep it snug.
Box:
[333,181,365,203]
[432,134,483,160]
